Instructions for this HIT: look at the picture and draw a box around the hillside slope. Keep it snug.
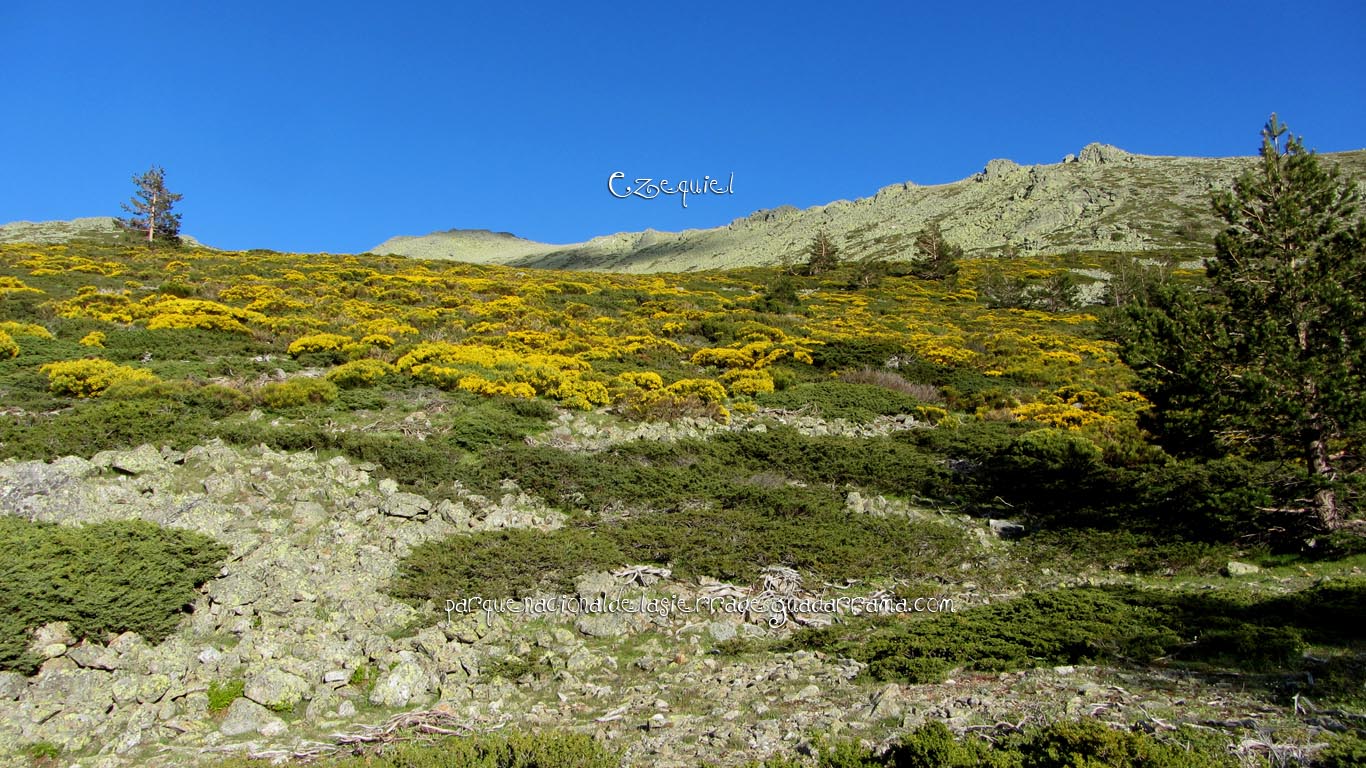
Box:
[372,144,1366,272]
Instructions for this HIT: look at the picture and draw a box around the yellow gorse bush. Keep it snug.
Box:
[41,359,159,397]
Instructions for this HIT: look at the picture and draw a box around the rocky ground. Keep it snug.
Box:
[0,436,1342,767]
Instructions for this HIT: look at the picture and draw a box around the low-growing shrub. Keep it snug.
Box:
[40,358,159,397]
[210,730,618,768]
[207,678,245,714]
[326,358,397,388]
[0,329,19,359]
[0,517,227,674]
[788,582,1366,700]
[395,527,626,600]
[757,381,924,421]
[259,377,339,409]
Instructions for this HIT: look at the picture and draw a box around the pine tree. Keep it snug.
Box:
[911,221,961,280]
[1119,116,1366,531]
[119,166,183,244]
[803,230,841,275]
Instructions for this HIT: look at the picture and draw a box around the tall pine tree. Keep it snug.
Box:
[1120,116,1366,531]
[119,166,183,244]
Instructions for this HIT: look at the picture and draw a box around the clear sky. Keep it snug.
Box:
[3,1,1363,253]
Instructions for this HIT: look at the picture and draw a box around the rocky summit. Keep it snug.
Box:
[370,145,1366,272]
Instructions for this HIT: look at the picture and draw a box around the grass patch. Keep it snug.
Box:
[207,678,244,714]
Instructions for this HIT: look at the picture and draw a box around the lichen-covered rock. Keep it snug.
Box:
[368,661,430,708]
[244,668,311,710]
[218,697,286,737]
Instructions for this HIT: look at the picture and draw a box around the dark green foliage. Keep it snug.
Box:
[1317,732,1366,767]
[0,397,215,460]
[211,730,618,768]
[0,517,227,674]
[977,267,1081,311]
[754,274,801,312]
[118,165,183,244]
[395,528,625,600]
[804,230,841,275]
[756,381,924,421]
[393,429,971,599]
[1116,116,1366,531]
[788,582,1366,702]
[769,720,1237,768]
[911,222,963,281]
[807,338,909,370]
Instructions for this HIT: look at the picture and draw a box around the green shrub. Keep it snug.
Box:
[395,527,625,601]
[259,377,339,409]
[210,730,618,768]
[788,582,1366,702]
[757,381,925,421]
[207,678,244,714]
[0,397,214,460]
[0,517,228,674]
[1318,732,1366,768]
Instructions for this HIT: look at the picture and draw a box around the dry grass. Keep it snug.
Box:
[839,366,945,404]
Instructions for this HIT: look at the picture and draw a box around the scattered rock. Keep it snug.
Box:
[244,668,310,711]
[1224,561,1261,577]
[219,697,286,737]
[108,444,166,476]
[369,662,430,708]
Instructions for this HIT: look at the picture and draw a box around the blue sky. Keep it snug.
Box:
[2,1,1363,253]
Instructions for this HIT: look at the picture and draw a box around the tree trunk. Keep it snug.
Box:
[1307,432,1342,530]
[147,190,157,242]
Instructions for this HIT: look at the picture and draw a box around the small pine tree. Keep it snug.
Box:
[119,165,183,244]
[912,222,962,280]
[803,230,841,275]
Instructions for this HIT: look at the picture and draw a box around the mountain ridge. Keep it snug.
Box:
[370,143,1366,272]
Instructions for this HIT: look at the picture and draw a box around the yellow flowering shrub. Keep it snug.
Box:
[260,378,339,409]
[665,378,727,404]
[0,276,44,298]
[41,359,159,397]
[618,371,664,390]
[720,369,775,397]
[552,378,611,410]
[326,359,397,388]
[0,330,17,359]
[359,333,396,349]
[288,333,353,356]
[79,331,106,348]
[0,321,53,340]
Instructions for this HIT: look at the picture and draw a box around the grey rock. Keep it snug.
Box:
[244,668,310,710]
[218,697,286,737]
[1225,561,1261,576]
[369,661,430,708]
[0,671,25,701]
[65,642,119,670]
[707,621,738,643]
[110,444,165,476]
[869,683,903,720]
[989,519,1026,539]
[383,491,431,519]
